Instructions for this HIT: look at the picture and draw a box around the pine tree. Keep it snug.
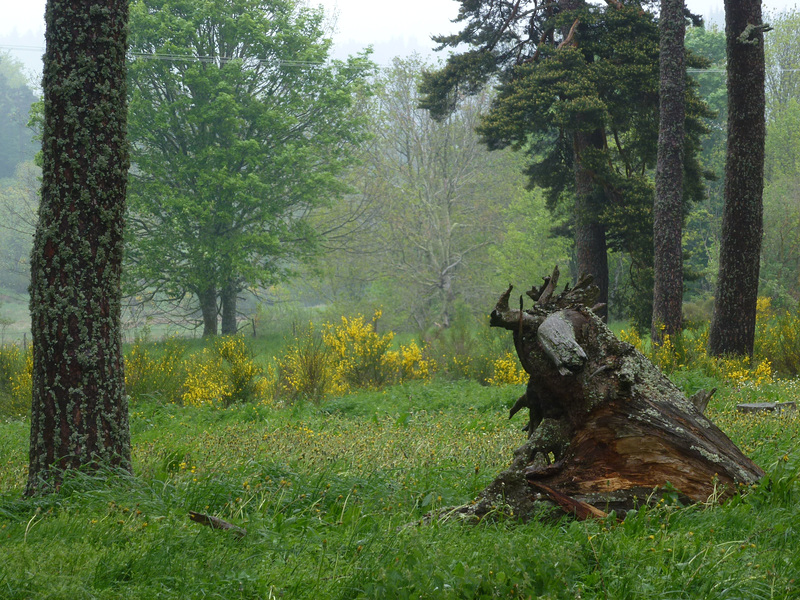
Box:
[27,0,131,494]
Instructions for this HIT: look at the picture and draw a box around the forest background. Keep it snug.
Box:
[0,8,798,344]
[0,3,800,597]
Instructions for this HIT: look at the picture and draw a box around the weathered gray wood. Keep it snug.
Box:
[737,402,797,414]
[537,311,588,376]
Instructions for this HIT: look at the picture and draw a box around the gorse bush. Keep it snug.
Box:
[125,335,187,403]
[276,312,433,403]
[276,322,336,403]
[323,311,396,390]
[755,297,800,376]
[181,335,270,408]
[487,352,528,386]
[619,324,774,388]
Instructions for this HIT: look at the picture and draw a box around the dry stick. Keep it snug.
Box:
[188,511,247,539]
[527,481,611,521]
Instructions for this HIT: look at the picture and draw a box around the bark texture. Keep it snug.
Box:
[27,0,131,494]
[708,0,767,357]
[574,131,609,322]
[220,281,238,335]
[199,285,218,337]
[455,268,763,520]
[652,0,686,343]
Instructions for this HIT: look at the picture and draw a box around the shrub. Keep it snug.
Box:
[424,311,514,385]
[181,335,270,408]
[487,352,528,386]
[620,323,774,388]
[125,335,187,403]
[323,311,396,391]
[0,344,31,418]
[385,340,433,383]
[276,322,336,403]
[755,298,800,376]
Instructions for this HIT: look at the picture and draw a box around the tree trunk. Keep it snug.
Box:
[199,285,218,337]
[220,281,238,335]
[574,131,609,321]
[652,0,686,344]
[27,0,131,494]
[708,0,766,357]
[453,268,763,521]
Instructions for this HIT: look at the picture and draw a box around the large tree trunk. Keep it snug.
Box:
[708,0,766,357]
[573,132,609,322]
[199,285,218,337]
[220,281,238,335]
[27,0,131,495]
[455,268,762,521]
[652,0,686,343]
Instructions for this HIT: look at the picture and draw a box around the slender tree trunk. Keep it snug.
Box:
[220,282,238,335]
[199,285,218,337]
[652,0,686,343]
[709,0,766,357]
[27,0,131,494]
[573,131,609,321]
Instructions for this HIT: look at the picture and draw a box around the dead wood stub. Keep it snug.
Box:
[470,267,764,520]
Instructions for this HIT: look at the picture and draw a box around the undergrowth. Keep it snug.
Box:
[1,380,799,599]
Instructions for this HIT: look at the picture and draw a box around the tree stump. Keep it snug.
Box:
[460,267,764,521]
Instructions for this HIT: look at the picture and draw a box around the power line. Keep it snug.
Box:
[0,45,329,68]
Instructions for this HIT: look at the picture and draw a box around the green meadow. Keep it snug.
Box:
[2,311,800,599]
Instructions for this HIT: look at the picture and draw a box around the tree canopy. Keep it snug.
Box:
[125,0,374,335]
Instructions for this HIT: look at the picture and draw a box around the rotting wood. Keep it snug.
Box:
[737,402,796,414]
[189,511,247,538]
[453,266,764,522]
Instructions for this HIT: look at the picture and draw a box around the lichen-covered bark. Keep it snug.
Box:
[652,0,686,343]
[708,0,766,357]
[27,0,131,494]
[456,269,762,520]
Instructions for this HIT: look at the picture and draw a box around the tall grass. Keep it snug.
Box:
[1,381,799,599]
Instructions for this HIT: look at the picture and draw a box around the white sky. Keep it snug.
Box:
[0,0,797,74]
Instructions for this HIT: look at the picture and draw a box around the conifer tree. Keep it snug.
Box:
[27,0,131,494]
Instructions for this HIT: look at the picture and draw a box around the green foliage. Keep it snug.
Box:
[755,300,800,376]
[124,334,188,403]
[308,56,533,331]
[274,322,335,403]
[423,305,516,385]
[125,0,375,329]
[422,2,712,326]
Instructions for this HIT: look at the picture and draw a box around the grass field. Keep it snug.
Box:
[1,375,799,599]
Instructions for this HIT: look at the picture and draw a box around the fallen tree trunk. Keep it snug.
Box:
[460,267,763,521]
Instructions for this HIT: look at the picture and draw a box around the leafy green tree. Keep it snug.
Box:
[27,0,131,494]
[708,0,768,357]
[760,10,800,307]
[764,8,800,124]
[682,25,726,304]
[0,52,37,179]
[0,162,39,295]
[126,0,374,335]
[303,56,558,331]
